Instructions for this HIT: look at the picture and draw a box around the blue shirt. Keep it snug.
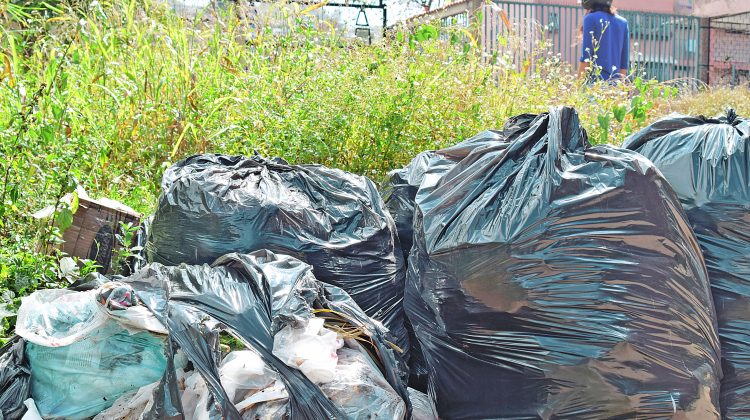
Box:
[580,11,630,81]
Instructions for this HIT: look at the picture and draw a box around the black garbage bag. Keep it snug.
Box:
[406,107,722,419]
[382,115,538,391]
[0,337,30,420]
[148,155,408,356]
[624,110,750,419]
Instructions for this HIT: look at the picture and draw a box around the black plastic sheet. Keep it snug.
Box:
[406,107,722,419]
[0,337,30,420]
[624,110,750,419]
[148,155,408,355]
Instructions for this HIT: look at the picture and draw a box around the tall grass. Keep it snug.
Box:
[1,0,749,338]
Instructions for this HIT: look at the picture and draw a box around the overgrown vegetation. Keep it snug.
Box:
[1,0,749,340]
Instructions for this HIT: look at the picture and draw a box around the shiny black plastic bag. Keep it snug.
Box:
[128,250,409,419]
[624,110,750,419]
[406,107,722,419]
[0,337,30,420]
[383,115,537,391]
[148,155,408,355]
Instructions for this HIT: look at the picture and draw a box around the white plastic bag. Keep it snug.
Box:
[21,399,43,420]
[319,343,406,420]
[272,318,343,384]
[92,382,158,420]
[409,388,439,420]
[220,351,276,403]
[16,289,107,347]
[179,370,211,420]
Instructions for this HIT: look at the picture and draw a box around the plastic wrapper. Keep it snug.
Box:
[624,110,750,419]
[148,154,409,354]
[406,107,722,419]
[0,338,31,420]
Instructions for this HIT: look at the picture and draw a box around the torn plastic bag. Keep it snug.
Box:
[239,342,407,419]
[0,337,31,420]
[148,154,409,355]
[406,107,722,419]
[624,110,750,419]
[123,250,409,419]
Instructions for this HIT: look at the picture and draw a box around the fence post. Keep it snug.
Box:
[699,17,711,84]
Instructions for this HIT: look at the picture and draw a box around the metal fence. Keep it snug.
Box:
[437,1,702,81]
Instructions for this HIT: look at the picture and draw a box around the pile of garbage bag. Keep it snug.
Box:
[624,110,750,419]
[0,250,417,420]
[402,107,722,418]
[6,105,749,419]
[147,154,409,358]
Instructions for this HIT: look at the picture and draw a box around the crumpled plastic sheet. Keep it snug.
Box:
[125,250,410,419]
[624,109,750,419]
[0,337,30,419]
[382,114,537,389]
[405,107,722,419]
[147,154,409,356]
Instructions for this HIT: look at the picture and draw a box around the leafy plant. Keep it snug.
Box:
[111,221,142,275]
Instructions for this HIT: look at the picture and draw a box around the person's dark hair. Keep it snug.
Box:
[581,0,615,14]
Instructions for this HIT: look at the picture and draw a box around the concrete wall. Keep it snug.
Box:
[694,0,750,17]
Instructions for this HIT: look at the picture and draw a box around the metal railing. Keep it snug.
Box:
[431,1,703,82]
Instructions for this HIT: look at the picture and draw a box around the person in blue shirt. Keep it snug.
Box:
[578,0,630,81]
